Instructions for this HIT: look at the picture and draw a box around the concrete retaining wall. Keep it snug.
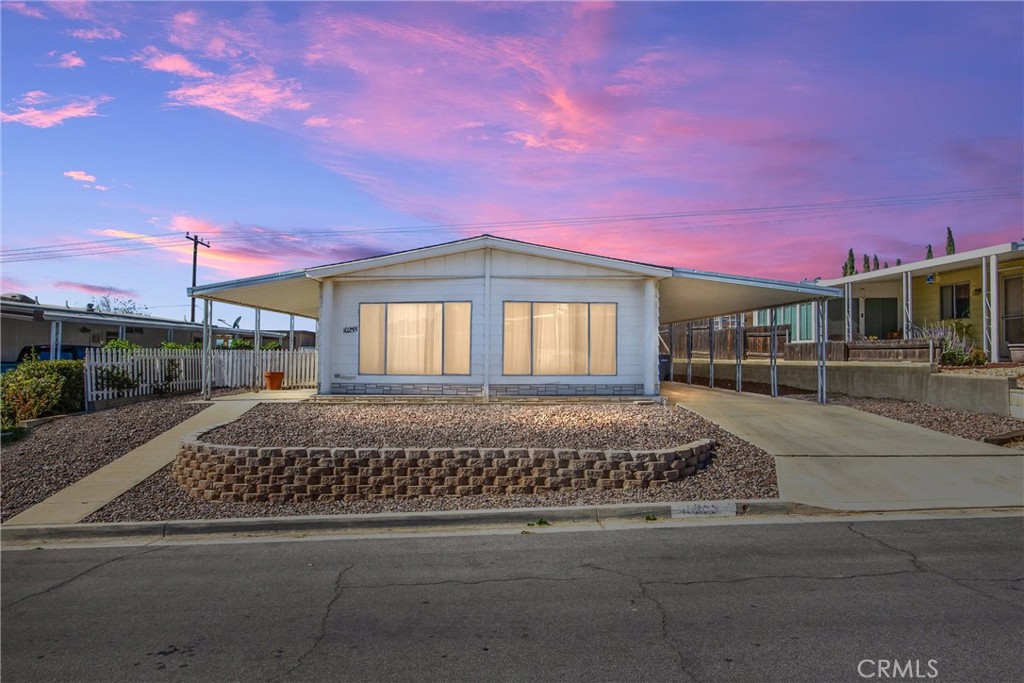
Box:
[676,360,1014,416]
[173,440,713,503]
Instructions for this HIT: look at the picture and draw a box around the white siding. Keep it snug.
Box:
[326,270,649,388]
[343,249,486,279]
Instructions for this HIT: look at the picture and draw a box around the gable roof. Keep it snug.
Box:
[304,234,673,278]
[820,241,1024,286]
[189,233,841,320]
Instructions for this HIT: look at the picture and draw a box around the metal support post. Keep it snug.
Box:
[201,299,212,399]
[734,314,743,392]
[989,255,1000,361]
[981,257,991,358]
[844,282,853,342]
[816,299,827,404]
[254,308,262,391]
[686,322,693,384]
[708,320,715,388]
[668,324,676,382]
[49,320,62,356]
[769,308,779,398]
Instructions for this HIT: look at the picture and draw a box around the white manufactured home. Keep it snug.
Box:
[191,235,839,397]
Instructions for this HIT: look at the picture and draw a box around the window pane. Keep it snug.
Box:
[443,302,471,374]
[590,303,617,375]
[358,304,385,374]
[940,286,953,319]
[387,303,442,375]
[503,302,531,374]
[534,303,588,375]
[799,303,812,340]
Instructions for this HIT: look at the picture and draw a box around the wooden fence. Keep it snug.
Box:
[783,341,849,362]
[84,348,319,406]
[665,323,791,361]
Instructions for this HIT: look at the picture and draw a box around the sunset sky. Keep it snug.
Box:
[2,1,1022,330]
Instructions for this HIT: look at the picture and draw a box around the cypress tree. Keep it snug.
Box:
[896,258,902,266]
[884,261,889,269]
[926,244,933,259]
[863,254,871,272]
[872,254,880,271]
[945,227,956,255]
[846,248,856,276]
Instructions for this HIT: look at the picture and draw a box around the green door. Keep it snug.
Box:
[864,298,898,339]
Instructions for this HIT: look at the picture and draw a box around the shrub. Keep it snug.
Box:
[261,340,282,351]
[1,369,64,427]
[103,338,141,350]
[9,359,85,415]
[161,341,202,350]
[910,321,983,367]
[228,339,254,350]
[95,365,140,397]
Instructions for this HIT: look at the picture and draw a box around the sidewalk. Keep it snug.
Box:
[4,400,262,526]
[662,382,1024,511]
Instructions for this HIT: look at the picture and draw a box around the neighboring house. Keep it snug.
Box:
[191,235,838,397]
[771,241,1023,360]
[0,294,287,364]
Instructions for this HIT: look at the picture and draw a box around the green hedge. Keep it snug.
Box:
[0,359,85,427]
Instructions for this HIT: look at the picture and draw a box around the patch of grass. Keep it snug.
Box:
[526,517,551,528]
[645,513,658,522]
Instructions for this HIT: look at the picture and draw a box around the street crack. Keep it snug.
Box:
[274,563,355,682]
[2,543,166,611]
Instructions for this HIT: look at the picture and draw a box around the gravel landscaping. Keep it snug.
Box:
[796,394,1023,444]
[1,393,213,522]
[938,364,1024,388]
[83,403,778,522]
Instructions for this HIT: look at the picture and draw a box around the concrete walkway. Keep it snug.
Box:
[662,382,1024,511]
[5,400,262,526]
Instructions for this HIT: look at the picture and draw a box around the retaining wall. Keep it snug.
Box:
[173,440,713,503]
[676,360,1014,416]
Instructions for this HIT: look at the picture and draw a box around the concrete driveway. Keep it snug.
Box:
[662,382,1024,511]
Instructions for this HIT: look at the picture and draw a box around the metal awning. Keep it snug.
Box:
[189,270,321,318]
[659,269,841,323]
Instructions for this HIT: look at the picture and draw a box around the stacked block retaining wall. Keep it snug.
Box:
[173,440,713,503]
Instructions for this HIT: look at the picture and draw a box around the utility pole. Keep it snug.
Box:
[185,232,211,322]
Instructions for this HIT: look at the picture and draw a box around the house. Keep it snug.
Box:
[190,234,839,397]
[762,241,1024,360]
[0,294,288,364]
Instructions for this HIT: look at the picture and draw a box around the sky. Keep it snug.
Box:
[2,0,1022,331]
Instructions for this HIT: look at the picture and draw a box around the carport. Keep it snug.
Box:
[659,269,841,403]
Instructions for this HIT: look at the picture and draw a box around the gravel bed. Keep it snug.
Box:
[205,403,745,450]
[1,393,219,522]
[83,404,778,522]
[795,394,1023,442]
[938,364,1024,388]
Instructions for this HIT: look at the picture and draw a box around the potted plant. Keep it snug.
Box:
[263,371,285,390]
[1009,344,1024,363]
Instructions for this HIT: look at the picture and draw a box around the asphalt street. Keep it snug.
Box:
[2,516,1022,683]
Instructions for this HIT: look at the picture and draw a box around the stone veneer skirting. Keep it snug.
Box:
[172,440,713,503]
[329,383,647,397]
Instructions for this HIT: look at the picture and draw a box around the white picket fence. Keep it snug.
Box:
[84,348,319,405]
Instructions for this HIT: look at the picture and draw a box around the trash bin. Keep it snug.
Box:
[264,371,285,390]
[658,353,672,381]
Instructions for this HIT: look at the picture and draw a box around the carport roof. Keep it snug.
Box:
[188,235,841,321]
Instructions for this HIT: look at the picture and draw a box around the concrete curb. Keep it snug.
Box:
[1,498,804,544]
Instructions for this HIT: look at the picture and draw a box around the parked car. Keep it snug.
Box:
[2,344,99,373]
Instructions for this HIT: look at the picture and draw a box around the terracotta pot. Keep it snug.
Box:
[1009,344,1024,364]
[263,371,285,390]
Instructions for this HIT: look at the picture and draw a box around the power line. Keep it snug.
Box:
[1,186,1019,264]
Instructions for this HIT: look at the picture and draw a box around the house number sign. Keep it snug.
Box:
[343,326,358,333]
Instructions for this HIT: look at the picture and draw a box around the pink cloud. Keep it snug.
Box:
[303,115,330,127]
[1,275,33,293]
[69,27,123,41]
[166,66,309,122]
[54,281,139,298]
[57,51,86,68]
[138,47,213,78]
[91,184,109,191]
[3,2,45,19]
[49,1,93,21]
[63,170,96,182]
[20,90,50,105]
[1,95,111,128]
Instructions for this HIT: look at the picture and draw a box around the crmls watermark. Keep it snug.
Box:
[858,659,939,679]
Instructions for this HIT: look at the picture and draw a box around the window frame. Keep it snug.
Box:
[939,282,970,320]
[501,301,618,377]
[358,301,473,376]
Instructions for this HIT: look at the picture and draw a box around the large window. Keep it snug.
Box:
[940,283,969,320]
[503,302,616,376]
[359,302,471,375]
